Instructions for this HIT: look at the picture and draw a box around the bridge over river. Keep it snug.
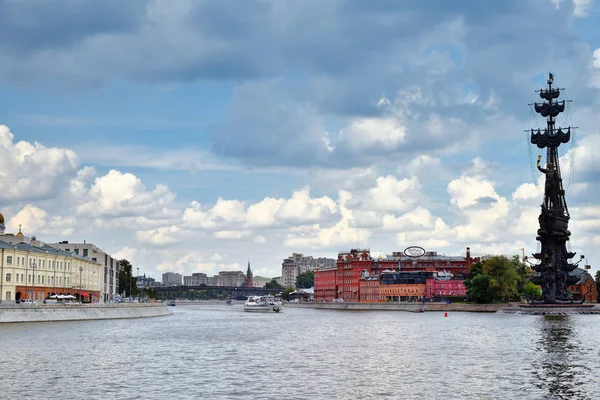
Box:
[154,285,281,300]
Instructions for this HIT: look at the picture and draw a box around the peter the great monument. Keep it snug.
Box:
[525,73,591,310]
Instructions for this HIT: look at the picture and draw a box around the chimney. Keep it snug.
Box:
[466,247,472,271]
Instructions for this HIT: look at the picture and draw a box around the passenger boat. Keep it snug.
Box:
[167,300,176,306]
[243,295,284,313]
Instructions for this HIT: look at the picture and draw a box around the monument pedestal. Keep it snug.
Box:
[501,303,599,315]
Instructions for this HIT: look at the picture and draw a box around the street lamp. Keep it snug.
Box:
[31,260,37,303]
[137,267,139,298]
[25,250,30,301]
[79,266,83,303]
[129,268,132,299]
[50,252,56,296]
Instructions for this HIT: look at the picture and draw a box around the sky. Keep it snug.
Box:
[0,0,599,281]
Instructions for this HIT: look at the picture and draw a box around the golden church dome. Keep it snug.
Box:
[16,224,23,237]
[0,212,4,224]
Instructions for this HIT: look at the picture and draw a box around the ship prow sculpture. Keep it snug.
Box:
[527,73,584,304]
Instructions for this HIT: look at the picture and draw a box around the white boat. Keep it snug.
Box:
[243,296,284,313]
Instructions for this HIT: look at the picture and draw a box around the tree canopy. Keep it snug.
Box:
[295,270,314,288]
[464,255,534,303]
[281,287,295,301]
[118,259,138,297]
[264,279,282,289]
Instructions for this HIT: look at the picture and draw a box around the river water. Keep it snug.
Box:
[1,305,599,400]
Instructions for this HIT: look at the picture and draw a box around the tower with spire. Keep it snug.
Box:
[244,260,254,288]
[528,72,582,304]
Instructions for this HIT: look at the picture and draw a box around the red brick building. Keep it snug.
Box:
[315,247,477,302]
[568,267,597,303]
[313,265,337,302]
[336,249,373,302]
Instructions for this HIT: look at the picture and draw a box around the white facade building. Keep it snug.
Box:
[48,241,119,303]
[162,272,183,286]
[183,272,210,286]
[0,239,102,303]
[217,271,245,287]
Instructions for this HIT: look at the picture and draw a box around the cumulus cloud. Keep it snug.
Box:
[77,170,177,218]
[283,191,371,249]
[0,125,78,201]
[183,198,246,229]
[135,225,187,246]
[1,1,600,280]
[6,204,76,237]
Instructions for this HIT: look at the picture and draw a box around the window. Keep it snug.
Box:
[5,273,11,282]
[28,274,31,283]
[83,249,88,257]
[74,249,79,255]
[92,258,97,262]
[6,256,12,265]
[6,292,11,300]
[65,249,70,252]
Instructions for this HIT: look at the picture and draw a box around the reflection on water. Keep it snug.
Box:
[1,307,600,399]
[531,316,589,400]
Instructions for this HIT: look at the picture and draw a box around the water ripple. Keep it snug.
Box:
[1,307,600,399]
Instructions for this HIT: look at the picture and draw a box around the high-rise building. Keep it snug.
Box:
[281,253,336,287]
[162,272,183,286]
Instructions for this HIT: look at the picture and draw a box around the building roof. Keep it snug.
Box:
[570,268,593,285]
[0,240,99,263]
[0,240,14,250]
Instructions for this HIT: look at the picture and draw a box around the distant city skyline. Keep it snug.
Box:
[0,1,599,280]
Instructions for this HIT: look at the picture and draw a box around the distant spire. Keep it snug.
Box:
[245,259,254,288]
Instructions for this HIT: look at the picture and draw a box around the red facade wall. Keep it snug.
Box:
[316,247,475,302]
[314,268,337,302]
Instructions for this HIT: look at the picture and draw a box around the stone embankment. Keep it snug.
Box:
[286,302,524,313]
[0,303,172,324]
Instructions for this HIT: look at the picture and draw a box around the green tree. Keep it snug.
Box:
[465,256,527,303]
[522,281,542,299]
[467,274,495,303]
[264,279,283,289]
[118,259,138,297]
[295,270,314,288]
[482,255,522,302]
[281,287,295,301]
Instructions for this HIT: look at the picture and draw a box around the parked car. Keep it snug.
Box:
[22,300,37,305]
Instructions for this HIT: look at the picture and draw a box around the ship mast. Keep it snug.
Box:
[529,73,580,304]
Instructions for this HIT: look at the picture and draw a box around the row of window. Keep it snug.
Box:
[4,273,71,285]
[5,256,71,271]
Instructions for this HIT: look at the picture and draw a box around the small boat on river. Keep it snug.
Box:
[167,300,176,306]
[243,296,284,313]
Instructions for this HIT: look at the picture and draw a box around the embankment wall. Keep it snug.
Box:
[0,303,172,323]
[285,302,522,313]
